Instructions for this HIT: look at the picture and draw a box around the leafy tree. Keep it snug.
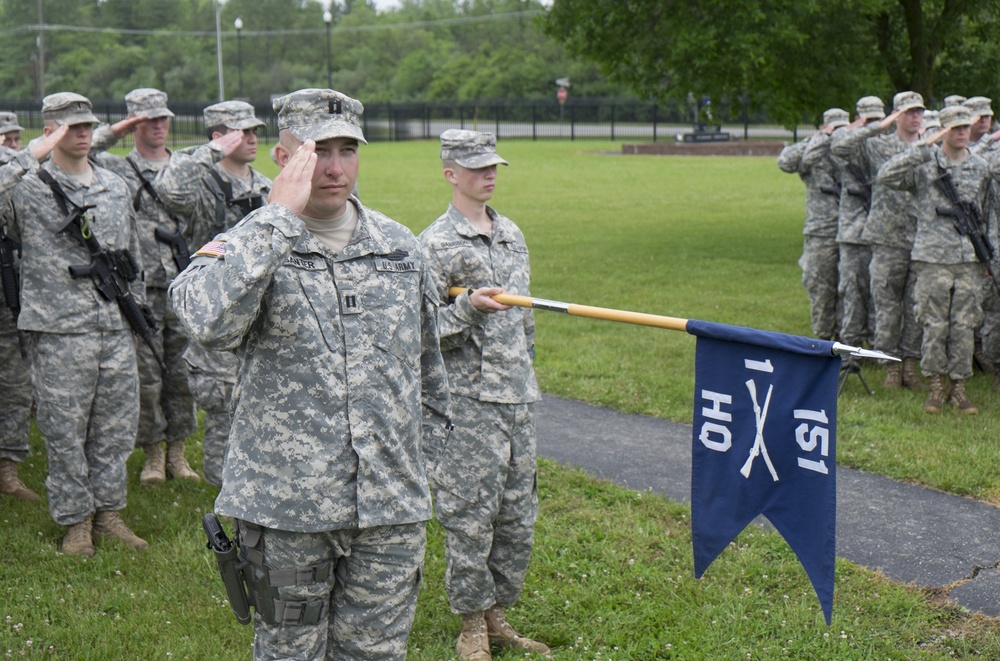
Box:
[543,0,1000,126]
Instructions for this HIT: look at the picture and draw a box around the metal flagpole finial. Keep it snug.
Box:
[831,342,901,362]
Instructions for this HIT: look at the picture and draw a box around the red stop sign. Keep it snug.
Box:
[557,87,568,103]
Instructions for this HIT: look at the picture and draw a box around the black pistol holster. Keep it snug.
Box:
[202,513,252,625]
[202,515,330,627]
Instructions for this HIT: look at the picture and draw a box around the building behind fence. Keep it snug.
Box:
[0,97,809,149]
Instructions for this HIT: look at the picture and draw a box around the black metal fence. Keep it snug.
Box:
[0,97,805,148]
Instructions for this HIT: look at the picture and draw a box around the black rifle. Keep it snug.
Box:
[845,163,872,212]
[0,226,19,322]
[153,225,191,271]
[820,183,842,197]
[37,169,165,369]
[202,514,252,625]
[125,156,192,272]
[933,166,1000,294]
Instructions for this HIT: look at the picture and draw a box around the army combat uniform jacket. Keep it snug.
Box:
[419,203,540,405]
[878,144,992,265]
[777,133,841,239]
[0,153,145,332]
[169,200,450,532]
[831,121,918,250]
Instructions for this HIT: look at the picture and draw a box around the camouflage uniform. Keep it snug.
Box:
[169,88,450,660]
[778,126,842,339]
[155,103,271,486]
[420,201,541,614]
[90,91,196,458]
[878,139,990,380]
[0,142,143,527]
[0,144,33,472]
[831,114,922,360]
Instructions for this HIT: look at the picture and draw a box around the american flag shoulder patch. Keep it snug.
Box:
[195,240,226,258]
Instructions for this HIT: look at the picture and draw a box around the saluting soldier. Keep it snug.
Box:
[0,93,148,556]
[170,88,450,660]
[879,105,996,414]
[154,100,271,488]
[832,91,927,390]
[89,88,199,485]
[778,108,848,341]
[0,110,37,502]
[834,96,884,351]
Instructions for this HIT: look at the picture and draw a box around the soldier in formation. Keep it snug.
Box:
[89,88,200,485]
[155,100,272,488]
[419,130,550,660]
[0,93,148,555]
[170,88,451,659]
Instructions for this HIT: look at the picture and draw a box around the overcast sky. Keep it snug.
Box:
[368,0,551,11]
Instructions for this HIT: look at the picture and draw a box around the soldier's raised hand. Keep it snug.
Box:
[30,124,69,161]
[268,139,316,217]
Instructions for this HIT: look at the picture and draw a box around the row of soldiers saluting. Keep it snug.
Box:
[779,92,1000,415]
[0,88,272,556]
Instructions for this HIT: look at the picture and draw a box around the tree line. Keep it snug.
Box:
[4,0,998,130]
[0,0,624,108]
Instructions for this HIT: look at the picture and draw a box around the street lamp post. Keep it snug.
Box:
[323,10,332,89]
[234,17,244,98]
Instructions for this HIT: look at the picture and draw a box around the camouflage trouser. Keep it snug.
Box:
[913,262,983,380]
[187,369,233,488]
[837,242,874,347]
[425,396,539,614]
[241,520,425,661]
[980,269,1000,363]
[870,245,922,359]
[30,330,138,526]
[798,235,840,339]
[0,310,32,463]
[136,287,196,448]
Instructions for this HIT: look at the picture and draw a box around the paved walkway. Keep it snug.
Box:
[535,395,1000,617]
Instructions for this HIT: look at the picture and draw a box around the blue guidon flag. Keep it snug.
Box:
[687,320,839,624]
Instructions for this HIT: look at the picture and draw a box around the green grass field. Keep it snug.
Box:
[2,139,999,658]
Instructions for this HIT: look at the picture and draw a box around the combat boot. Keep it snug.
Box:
[139,443,166,485]
[901,357,927,391]
[166,440,200,481]
[948,379,979,415]
[883,362,902,389]
[485,606,551,657]
[456,611,492,661]
[923,374,946,414]
[62,516,95,557]
[0,458,41,501]
[93,510,149,550]
[974,340,994,373]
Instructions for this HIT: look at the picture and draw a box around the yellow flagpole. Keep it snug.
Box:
[447,286,689,332]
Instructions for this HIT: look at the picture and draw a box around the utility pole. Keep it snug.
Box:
[37,0,45,99]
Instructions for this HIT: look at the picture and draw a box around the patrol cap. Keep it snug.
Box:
[892,91,925,112]
[939,105,972,129]
[922,110,940,130]
[203,100,265,131]
[41,92,99,126]
[272,88,366,144]
[125,88,174,119]
[944,95,967,108]
[855,96,885,120]
[0,111,24,135]
[963,96,993,118]
[440,129,508,168]
[823,108,849,129]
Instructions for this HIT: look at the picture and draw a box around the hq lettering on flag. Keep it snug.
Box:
[687,320,840,625]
